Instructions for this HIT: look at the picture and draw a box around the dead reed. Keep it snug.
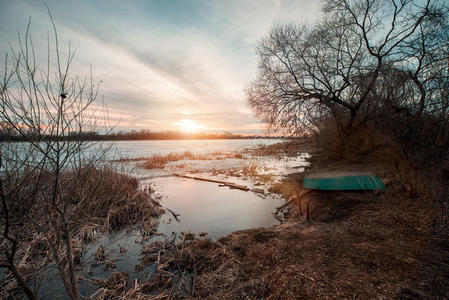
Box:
[139,151,196,169]
[0,166,163,297]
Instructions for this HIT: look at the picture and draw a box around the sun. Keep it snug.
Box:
[176,119,204,133]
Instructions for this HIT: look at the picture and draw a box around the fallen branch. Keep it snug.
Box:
[250,188,265,194]
[297,271,315,282]
[174,174,250,191]
[165,208,181,222]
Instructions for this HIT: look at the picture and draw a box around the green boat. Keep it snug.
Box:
[303,172,386,191]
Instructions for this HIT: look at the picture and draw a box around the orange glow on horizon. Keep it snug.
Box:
[175,119,205,133]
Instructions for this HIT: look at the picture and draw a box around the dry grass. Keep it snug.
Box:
[242,162,259,178]
[81,135,448,299]
[138,150,249,170]
[92,132,448,299]
[105,183,437,298]
[250,139,313,157]
[6,130,442,298]
[46,166,164,234]
[139,151,196,169]
[185,161,443,299]
[187,134,447,298]
[0,166,163,297]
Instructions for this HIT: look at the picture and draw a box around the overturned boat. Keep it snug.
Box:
[303,171,386,191]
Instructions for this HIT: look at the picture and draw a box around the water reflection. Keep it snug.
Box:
[151,176,284,240]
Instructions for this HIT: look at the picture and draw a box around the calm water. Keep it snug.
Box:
[2,139,299,240]
[36,174,286,298]
[106,138,283,159]
[12,139,308,298]
[1,138,283,160]
[151,176,284,239]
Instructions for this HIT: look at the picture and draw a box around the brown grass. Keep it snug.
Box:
[107,181,437,298]
[54,166,163,233]
[94,130,448,299]
[193,133,446,298]
[21,127,444,299]
[184,157,444,298]
[83,134,448,299]
[251,139,313,157]
[138,151,200,169]
[0,166,163,297]
[242,162,259,178]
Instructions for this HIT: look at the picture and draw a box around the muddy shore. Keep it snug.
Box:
[130,139,448,299]
[4,139,447,299]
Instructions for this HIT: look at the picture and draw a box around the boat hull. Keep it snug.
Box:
[303,175,386,191]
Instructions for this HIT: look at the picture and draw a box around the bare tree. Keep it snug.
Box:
[0,13,111,299]
[247,0,448,138]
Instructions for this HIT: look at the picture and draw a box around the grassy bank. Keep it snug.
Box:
[0,167,163,298]
[16,135,444,299]
[191,139,447,298]
[100,136,448,299]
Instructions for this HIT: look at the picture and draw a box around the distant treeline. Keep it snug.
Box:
[0,129,284,142]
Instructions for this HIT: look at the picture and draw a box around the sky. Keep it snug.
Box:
[0,0,321,134]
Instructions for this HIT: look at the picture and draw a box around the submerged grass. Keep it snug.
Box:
[0,166,164,297]
[7,132,445,298]
[89,132,448,299]
[140,133,447,298]
[139,151,194,169]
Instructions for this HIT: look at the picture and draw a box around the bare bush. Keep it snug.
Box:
[0,14,118,299]
[247,0,449,146]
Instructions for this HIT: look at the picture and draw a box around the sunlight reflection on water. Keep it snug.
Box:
[32,139,311,298]
[150,176,284,240]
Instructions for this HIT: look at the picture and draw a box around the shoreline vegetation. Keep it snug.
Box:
[72,138,447,299]
[130,138,448,298]
[1,137,448,298]
[1,0,448,298]
[0,129,287,142]
[0,165,164,298]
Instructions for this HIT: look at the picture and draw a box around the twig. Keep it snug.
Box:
[165,207,180,222]
[297,271,315,282]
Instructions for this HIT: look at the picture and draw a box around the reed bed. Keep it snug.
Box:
[0,166,163,297]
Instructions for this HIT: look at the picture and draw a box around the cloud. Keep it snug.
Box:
[0,0,321,133]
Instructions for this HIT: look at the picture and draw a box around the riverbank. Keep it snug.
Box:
[0,167,164,298]
[2,139,298,298]
[193,139,448,299]
[4,138,447,298]
[105,138,448,299]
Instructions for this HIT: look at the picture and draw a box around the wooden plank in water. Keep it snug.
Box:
[225,183,250,191]
[174,173,249,191]
[174,173,229,184]
[250,188,265,194]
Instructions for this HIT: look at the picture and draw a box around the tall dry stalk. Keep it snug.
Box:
[0,11,112,300]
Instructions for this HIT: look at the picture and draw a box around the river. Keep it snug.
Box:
[3,138,310,298]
